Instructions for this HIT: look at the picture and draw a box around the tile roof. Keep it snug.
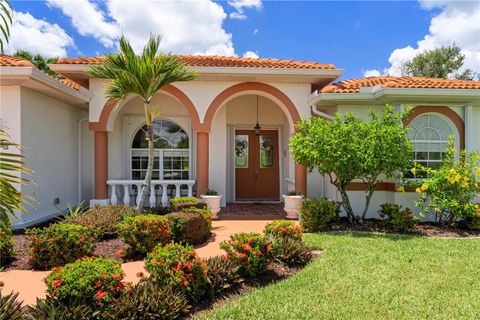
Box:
[56,55,336,70]
[322,76,480,93]
[0,55,81,90]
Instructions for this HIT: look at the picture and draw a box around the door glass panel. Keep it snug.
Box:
[259,135,274,168]
[235,135,249,168]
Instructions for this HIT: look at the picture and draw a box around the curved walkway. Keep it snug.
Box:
[0,219,272,305]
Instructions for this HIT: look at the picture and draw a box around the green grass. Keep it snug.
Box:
[195,232,480,320]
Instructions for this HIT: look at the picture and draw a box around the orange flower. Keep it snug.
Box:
[95,290,108,301]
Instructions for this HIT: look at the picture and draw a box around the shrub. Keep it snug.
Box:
[379,203,418,232]
[142,206,173,215]
[65,205,136,239]
[26,223,95,270]
[169,197,206,211]
[167,211,211,245]
[117,214,172,255]
[0,220,14,266]
[220,232,273,277]
[264,220,303,240]
[300,198,338,232]
[45,257,126,308]
[468,207,480,230]
[145,243,208,303]
[0,291,24,320]
[25,295,96,320]
[205,255,243,297]
[102,282,190,320]
[271,237,313,266]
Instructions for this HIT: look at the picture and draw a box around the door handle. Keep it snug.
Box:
[255,170,258,178]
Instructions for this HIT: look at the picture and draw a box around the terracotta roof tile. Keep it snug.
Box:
[56,55,336,70]
[322,76,480,93]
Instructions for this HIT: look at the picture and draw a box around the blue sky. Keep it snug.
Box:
[7,1,479,80]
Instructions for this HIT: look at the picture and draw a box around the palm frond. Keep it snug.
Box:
[0,0,12,53]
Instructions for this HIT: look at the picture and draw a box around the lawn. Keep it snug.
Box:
[195,232,480,320]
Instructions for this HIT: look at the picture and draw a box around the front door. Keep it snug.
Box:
[235,130,279,201]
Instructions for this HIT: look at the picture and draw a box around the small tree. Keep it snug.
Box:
[290,105,412,222]
[13,51,60,78]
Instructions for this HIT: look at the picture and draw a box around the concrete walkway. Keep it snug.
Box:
[0,219,272,305]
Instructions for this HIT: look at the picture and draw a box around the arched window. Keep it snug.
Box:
[131,119,189,180]
[406,114,456,178]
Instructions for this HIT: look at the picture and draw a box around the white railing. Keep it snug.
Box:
[107,180,195,207]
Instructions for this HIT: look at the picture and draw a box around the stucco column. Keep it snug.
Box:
[295,164,307,197]
[94,131,108,199]
[196,131,209,196]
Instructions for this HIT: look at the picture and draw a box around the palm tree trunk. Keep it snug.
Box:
[136,104,155,212]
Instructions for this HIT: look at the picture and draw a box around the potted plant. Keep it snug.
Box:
[282,191,303,220]
[201,189,222,219]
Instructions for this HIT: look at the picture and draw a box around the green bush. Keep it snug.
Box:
[65,205,136,239]
[142,206,173,215]
[300,198,338,232]
[0,220,14,266]
[169,197,206,211]
[468,208,480,230]
[205,255,243,297]
[0,291,24,320]
[271,237,314,266]
[117,214,172,255]
[167,211,211,245]
[102,282,190,320]
[220,232,273,277]
[25,295,96,320]
[264,220,303,240]
[145,243,208,303]
[26,223,95,270]
[45,257,126,308]
[379,203,419,232]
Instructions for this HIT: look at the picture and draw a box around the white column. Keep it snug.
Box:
[465,105,473,151]
[110,185,118,205]
[161,183,169,206]
[149,184,157,207]
[123,185,130,206]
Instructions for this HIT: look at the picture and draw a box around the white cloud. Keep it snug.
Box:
[383,0,480,76]
[253,28,259,35]
[363,69,382,77]
[243,50,259,58]
[4,11,74,57]
[228,0,262,20]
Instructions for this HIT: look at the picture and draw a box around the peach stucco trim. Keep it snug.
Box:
[196,132,209,196]
[405,106,465,150]
[94,131,108,199]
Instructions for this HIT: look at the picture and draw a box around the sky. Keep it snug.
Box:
[6,0,480,80]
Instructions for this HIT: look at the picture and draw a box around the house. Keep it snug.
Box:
[1,54,480,228]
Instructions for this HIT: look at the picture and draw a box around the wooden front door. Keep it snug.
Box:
[235,130,279,201]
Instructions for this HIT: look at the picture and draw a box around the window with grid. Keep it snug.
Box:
[405,114,455,179]
[131,119,189,180]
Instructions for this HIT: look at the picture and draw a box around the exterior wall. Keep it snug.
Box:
[18,88,87,227]
[80,120,94,202]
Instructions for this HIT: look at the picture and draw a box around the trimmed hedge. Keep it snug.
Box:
[379,203,418,232]
[167,211,211,245]
[264,220,303,240]
[300,198,338,232]
[0,220,14,266]
[169,197,206,211]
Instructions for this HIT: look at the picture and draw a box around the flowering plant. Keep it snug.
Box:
[45,256,126,307]
[413,136,480,225]
[220,232,273,277]
[264,220,303,240]
[144,243,208,303]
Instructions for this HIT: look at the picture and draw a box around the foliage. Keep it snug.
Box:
[66,205,136,239]
[264,220,303,241]
[204,255,243,297]
[204,189,218,195]
[400,44,476,80]
[25,295,98,320]
[412,137,480,225]
[26,223,95,270]
[300,198,338,232]
[142,205,173,215]
[103,281,190,320]
[0,128,30,230]
[0,291,24,320]
[45,257,126,308]
[378,203,418,232]
[287,190,302,196]
[468,208,480,230]
[0,0,12,52]
[13,51,60,78]
[87,35,196,211]
[0,218,14,266]
[167,211,211,245]
[60,201,86,219]
[170,196,205,211]
[144,243,208,303]
[117,214,172,254]
[270,237,314,266]
[220,232,273,277]
[291,105,412,222]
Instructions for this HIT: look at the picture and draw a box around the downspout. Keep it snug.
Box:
[78,117,88,203]
[310,105,333,120]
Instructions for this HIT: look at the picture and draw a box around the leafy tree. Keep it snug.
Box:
[0,0,12,53]
[401,45,476,80]
[290,105,412,222]
[13,51,60,78]
[87,35,196,212]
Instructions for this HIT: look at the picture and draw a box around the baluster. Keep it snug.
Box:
[136,184,143,206]
[187,183,193,197]
[175,183,181,198]
[149,183,157,208]
[161,183,169,207]
[110,185,118,205]
[123,184,130,206]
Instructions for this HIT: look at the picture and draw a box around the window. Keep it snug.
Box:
[131,119,189,180]
[406,114,455,179]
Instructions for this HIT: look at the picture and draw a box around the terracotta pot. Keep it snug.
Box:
[282,195,303,220]
[201,194,222,219]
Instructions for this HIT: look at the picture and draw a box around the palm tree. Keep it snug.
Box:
[0,0,12,53]
[87,35,196,212]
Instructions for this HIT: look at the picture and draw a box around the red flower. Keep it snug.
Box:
[95,280,102,288]
[51,278,62,288]
[113,273,122,280]
[242,244,252,251]
[95,290,108,301]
